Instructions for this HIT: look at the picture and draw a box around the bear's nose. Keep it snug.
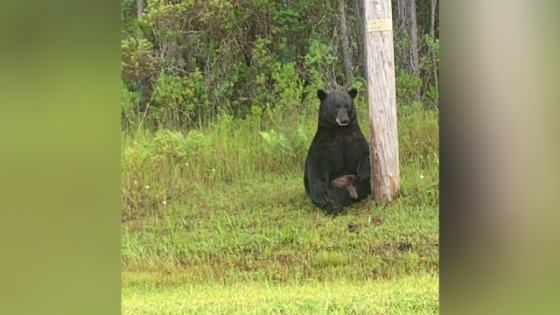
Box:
[339,118,349,125]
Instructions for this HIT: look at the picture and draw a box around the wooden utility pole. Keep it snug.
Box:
[363,0,401,204]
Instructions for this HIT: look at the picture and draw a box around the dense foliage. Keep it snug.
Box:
[121,0,439,131]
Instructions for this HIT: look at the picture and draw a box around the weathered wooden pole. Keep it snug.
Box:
[363,0,401,203]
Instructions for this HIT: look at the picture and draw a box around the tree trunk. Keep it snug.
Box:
[351,0,365,78]
[430,0,439,106]
[409,0,420,101]
[137,0,145,19]
[395,0,409,70]
[395,0,406,36]
[363,0,401,204]
[339,0,353,84]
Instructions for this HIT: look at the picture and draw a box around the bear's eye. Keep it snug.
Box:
[335,105,340,109]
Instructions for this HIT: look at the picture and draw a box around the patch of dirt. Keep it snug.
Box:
[398,241,413,252]
[347,223,360,233]
[347,217,381,234]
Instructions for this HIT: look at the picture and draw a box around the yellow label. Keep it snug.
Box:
[367,19,393,32]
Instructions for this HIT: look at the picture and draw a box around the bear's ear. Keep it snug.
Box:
[317,89,328,101]
[348,88,358,99]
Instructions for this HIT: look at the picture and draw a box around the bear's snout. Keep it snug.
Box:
[336,107,350,126]
[336,118,349,126]
[336,116,349,126]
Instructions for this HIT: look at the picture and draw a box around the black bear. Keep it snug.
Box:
[304,88,372,215]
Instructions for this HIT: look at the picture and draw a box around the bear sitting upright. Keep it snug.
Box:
[304,88,372,215]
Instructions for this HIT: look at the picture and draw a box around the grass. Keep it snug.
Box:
[121,102,439,313]
[122,274,439,314]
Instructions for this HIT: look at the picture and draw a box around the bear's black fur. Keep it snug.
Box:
[304,88,372,215]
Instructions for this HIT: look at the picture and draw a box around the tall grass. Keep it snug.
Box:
[121,110,316,220]
[122,99,438,216]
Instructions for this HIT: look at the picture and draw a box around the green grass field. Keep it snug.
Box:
[121,103,439,314]
[122,274,438,314]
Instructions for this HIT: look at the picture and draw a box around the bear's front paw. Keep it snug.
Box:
[310,186,331,206]
[357,158,371,181]
[326,201,346,217]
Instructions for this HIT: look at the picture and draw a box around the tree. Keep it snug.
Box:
[363,0,401,204]
[430,0,439,106]
[339,0,353,84]
[409,0,420,101]
[137,0,144,19]
[351,0,365,78]
[395,0,409,70]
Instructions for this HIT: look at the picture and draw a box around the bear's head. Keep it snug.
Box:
[317,88,358,128]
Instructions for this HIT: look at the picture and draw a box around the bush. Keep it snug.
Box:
[121,38,159,85]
